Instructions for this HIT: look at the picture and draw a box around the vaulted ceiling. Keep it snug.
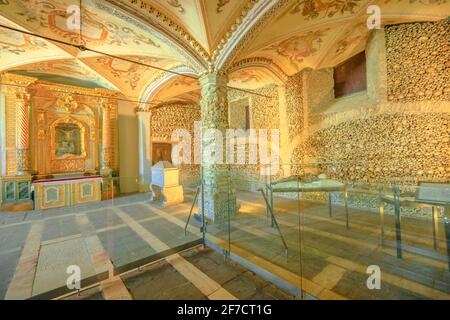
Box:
[0,0,448,105]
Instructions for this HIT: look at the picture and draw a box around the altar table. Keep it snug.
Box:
[32,176,102,210]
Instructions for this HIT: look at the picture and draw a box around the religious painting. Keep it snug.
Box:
[55,123,82,158]
[276,0,363,21]
[50,118,87,173]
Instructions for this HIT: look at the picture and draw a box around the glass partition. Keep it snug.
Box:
[201,161,450,300]
[1,164,448,300]
[1,173,203,300]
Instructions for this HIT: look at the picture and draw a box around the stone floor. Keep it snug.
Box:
[0,193,202,299]
[63,246,295,300]
[0,189,449,300]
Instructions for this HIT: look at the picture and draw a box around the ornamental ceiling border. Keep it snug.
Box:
[138,65,198,112]
[104,0,207,72]
[215,0,289,72]
[209,0,258,61]
[0,73,37,87]
[27,80,118,98]
[228,57,288,84]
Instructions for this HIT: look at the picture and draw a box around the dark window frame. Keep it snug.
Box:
[333,51,367,99]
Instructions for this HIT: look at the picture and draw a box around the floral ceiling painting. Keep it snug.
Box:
[257,28,331,73]
[8,59,115,89]
[278,0,364,21]
[95,56,164,91]
[166,0,185,14]
[333,22,368,58]
[1,0,448,98]
[0,29,48,54]
[152,76,200,104]
[0,0,185,59]
[217,0,231,13]
[228,68,282,89]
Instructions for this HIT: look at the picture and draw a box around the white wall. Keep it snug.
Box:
[117,97,139,193]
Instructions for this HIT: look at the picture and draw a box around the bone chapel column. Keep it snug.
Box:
[199,71,236,222]
[136,110,152,193]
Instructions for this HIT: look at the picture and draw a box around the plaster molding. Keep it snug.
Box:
[138,65,198,112]
[107,0,209,71]
[227,57,288,84]
[215,0,288,71]
[27,80,118,98]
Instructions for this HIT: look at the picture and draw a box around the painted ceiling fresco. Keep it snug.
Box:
[0,0,448,102]
[0,0,187,58]
[8,58,116,89]
[0,0,197,98]
[241,0,450,75]
[135,0,252,53]
[81,55,181,96]
[228,67,284,90]
[152,76,200,105]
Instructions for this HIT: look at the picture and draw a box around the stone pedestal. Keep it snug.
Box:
[151,161,184,206]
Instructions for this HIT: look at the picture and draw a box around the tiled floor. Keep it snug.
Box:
[0,194,202,299]
[0,190,449,300]
[64,246,294,300]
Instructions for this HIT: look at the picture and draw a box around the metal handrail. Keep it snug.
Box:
[258,187,289,257]
[184,185,201,236]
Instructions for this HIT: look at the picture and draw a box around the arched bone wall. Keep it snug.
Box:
[290,21,450,186]
[151,104,201,186]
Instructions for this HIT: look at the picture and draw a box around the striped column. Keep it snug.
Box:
[100,101,113,172]
[15,93,31,175]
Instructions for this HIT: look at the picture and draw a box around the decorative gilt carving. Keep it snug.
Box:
[217,0,231,13]
[37,113,45,140]
[16,148,31,173]
[0,73,37,89]
[167,0,185,13]
[100,98,113,170]
[101,147,113,170]
[28,81,118,99]
[28,81,118,174]
[50,159,86,174]
[56,95,80,113]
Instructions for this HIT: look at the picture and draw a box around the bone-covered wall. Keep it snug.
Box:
[145,20,449,194]
[227,85,281,186]
[289,20,450,186]
[151,103,201,185]
[151,104,200,142]
[386,20,449,103]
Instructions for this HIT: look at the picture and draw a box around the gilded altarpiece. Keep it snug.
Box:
[28,82,118,176]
